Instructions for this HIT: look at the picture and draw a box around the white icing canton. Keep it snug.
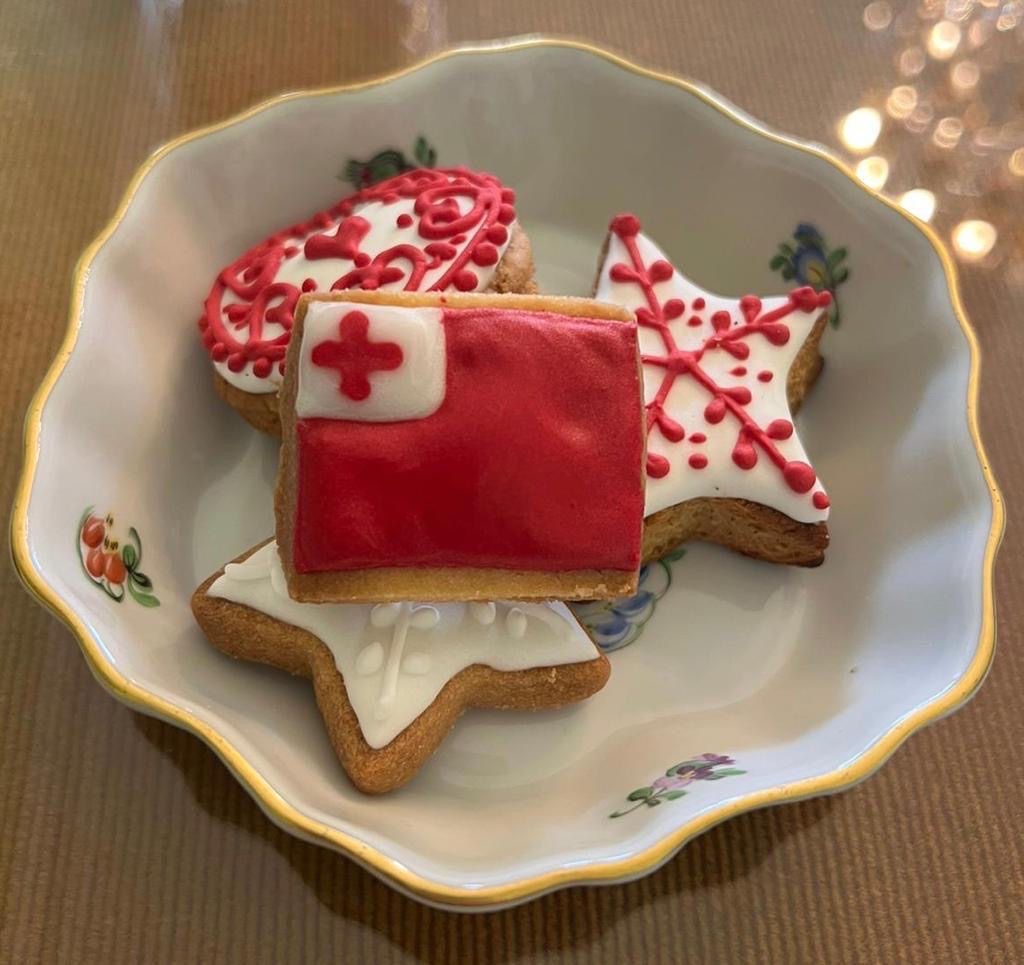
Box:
[208,543,597,749]
[597,227,830,524]
[296,303,446,421]
[211,185,515,394]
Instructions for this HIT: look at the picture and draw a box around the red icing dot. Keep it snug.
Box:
[396,213,413,228]
[711,310,731,332]
[201,330,216,349]
[739,295,762,321]
[663,299,685,320]
[692,297,706,310]
[732,442,757,470]
[211,342,228,362]
[454,269,478,291]
[726,385,752,405]
[253,358,272,378]
[197,315,209,332]
[610,213,641,237]
[704,397,726,424]
[471,242,499,267]
[690,432,706,444]
[498,204,516,225]
[762,323,790,345]
[354,253,371,268]
[301,278,317,292]
[687,316,703,327]
[758,370,774,383]
[689,453,709,469]
[501,188,516,204]
[451,234,467,244]
[647,452,670,478]
[381,192,399,204]
[227,352,246,373]
[283,245,299,258]
[783,461,816,494]
[730,366,747,376]
[813,491,831,510]
[487,224,509,245]
[767,419,794,440]
[649,260,674,282]
[657,412,685,442]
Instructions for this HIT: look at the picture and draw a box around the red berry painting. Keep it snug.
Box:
[77,508,160,607]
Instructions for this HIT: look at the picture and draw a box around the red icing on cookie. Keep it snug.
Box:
[292,307,645,573]
[607,214,830,498]
[310,310,404,401]
[200,168,516,378]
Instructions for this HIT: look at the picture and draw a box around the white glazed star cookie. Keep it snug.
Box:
[595,214,831,566]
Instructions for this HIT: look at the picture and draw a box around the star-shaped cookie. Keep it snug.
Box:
[595,214,831,566]
[192,542,610,793]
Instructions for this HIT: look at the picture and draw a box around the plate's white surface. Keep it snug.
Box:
[14,40,1000,910]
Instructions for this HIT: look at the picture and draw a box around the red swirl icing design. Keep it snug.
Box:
[607,214,830,502]
[197,168,516,379]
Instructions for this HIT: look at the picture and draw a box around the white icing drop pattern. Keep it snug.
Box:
[208,543,598,748]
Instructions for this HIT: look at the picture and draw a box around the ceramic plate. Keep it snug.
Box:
[12,39,1002,910]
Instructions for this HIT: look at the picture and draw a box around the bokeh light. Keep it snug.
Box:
[950,60,980,93]
[839,108,883,152]
[933,116,964,149]
[899,46,927,75]
[952,219,997,261]
[856,155,891,189]
[927,20,962,59]
[899,189,937,221]
[886,85,918,119]
[864,1,893,30]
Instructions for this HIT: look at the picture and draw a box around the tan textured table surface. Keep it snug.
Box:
[3,1,1022,961]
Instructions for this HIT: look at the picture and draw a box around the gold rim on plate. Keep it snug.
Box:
[9,37,1005,908]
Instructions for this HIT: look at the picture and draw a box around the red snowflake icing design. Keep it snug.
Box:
[310,310,403,401]
[198,167,515,377]
[607,214,831,502]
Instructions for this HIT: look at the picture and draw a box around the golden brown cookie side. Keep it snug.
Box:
[786,311,827,412]
[281,564,637,604]
[212,372,282,437]
[642,497,829,566]
[488,222,538,294]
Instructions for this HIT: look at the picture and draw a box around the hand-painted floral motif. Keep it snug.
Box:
[770,223,849,327]
[342,136,438,188]
[610,754,746,818]
[572,548,684,652]
[77,508,160,607]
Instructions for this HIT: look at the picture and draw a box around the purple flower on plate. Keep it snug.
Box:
[610,754,746,818]
[652,773,694,792]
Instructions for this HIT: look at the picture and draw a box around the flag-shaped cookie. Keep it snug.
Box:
[595,214,831,566]
[274,291,647,602]
[198,167,537,435]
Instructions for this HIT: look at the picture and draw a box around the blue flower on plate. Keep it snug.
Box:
[769,222,849,327]
[571,549,684,652]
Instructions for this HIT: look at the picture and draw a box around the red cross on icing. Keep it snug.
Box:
[310,310,403,401]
